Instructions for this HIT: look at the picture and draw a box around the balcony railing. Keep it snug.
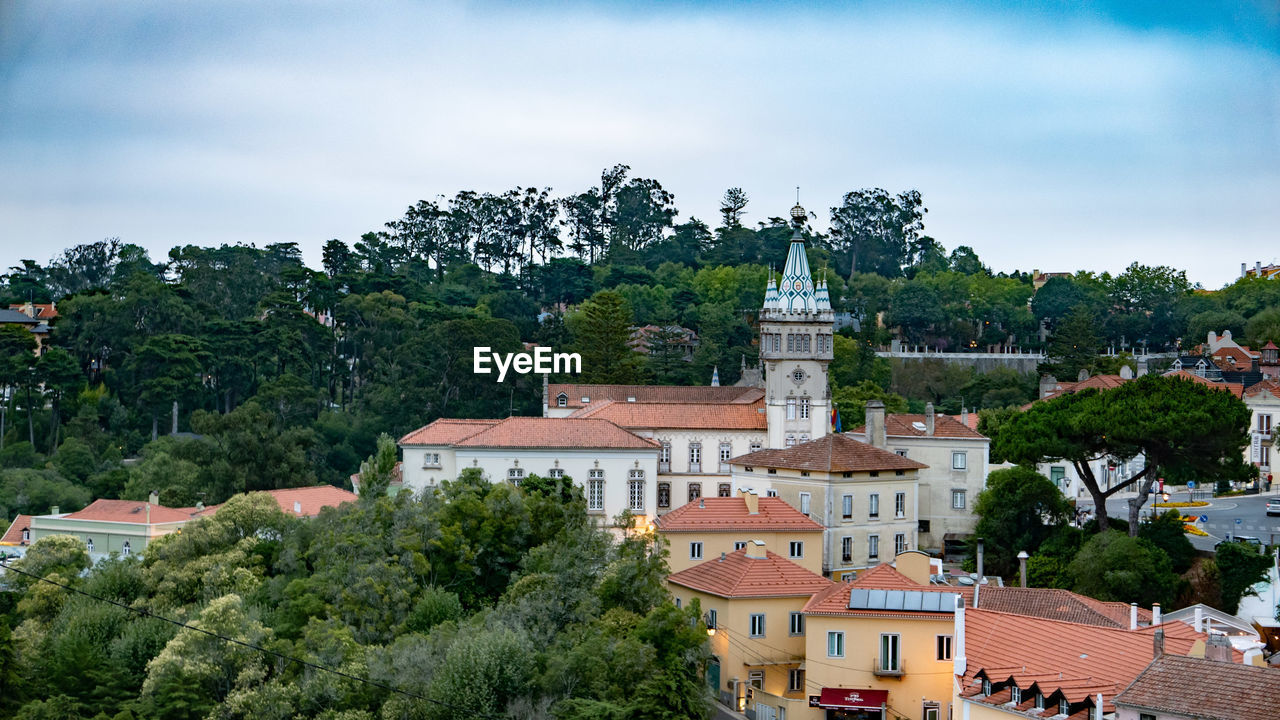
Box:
[873,659,904,677]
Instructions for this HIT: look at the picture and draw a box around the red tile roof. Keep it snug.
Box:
[1032,374,1132,405]
[973,586,1150,629]
[261,486,357,516]
[960,608,1224,712]
[1162,370,1245,398]
[731,434,927,473]
[454,416,659,449]
[399,418,499,445]
[654,496,824,533]
[7,303,58,319]
[850,414,987,440]
[569,399,768,430]
[1115,654,1280,720]
[667,547,833,598]
[803,568,964,617]
[1245,378,1280,401]
[1,515,32,545]
[63,499,194,524]
[549,384,763,409]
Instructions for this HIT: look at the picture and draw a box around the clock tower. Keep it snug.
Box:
[760,203,834,449]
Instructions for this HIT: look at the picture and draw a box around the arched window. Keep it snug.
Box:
[556,393,568,407]
[86,538,95,553]
[122,540,131,556]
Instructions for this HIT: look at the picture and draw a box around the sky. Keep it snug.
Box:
[1,0,1277,289]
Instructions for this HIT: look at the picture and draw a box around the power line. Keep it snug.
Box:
[0,558,505,720]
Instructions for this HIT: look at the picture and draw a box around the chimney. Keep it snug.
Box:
[195,501,204,511]
[745,539,767,559]
[1152,603,1161,626]
[865,400,886,448]
[50,505,60,515]
[293,500,302,515]
[973,579,980,609]
[1039,374,1058,399]
[1153,629,1165,659]
[1017,550,1029,587]
[1194,606,1204,633]
[1130,603,1138,630]
[541,375,549,417]
[1094,694,1103,720]
[1258,261,1263,276]
[953,594,967,676]
[976,539,985,580]
[739,488,759,515]
[719,552,726,562]
[960,406,969,427]
[149,490,159,506]
[925,402,935,436]
[699,498,705,509]
[1206,634,1232,662]
[1208,330,1218,347]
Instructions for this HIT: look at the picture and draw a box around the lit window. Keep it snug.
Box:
[749,613,765,638]
[952,490,966,509]
[952,452,967,470]
[789,612,804,636]
[690,542,703,560]
[588,469,605,511]
[628,470,645,510]
[827,631,845,658]
[789,541,803,558]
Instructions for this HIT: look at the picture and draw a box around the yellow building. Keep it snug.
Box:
[655,490,826,575]
[666,540,833,714]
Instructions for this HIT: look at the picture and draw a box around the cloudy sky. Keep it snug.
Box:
[1,0,1277,288]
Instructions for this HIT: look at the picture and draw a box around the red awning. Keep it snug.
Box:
[817,688,888,710]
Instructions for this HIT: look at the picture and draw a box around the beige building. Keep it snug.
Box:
[1243,379,1279,479]
[654,491,826,575]
[730,418,926,578]
[666,540,833,714]
[848,404,989,555]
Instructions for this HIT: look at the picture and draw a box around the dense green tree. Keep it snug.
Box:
[1068,531,1177,608]
[1246,307,1280,348]
[828,188,926,278]
[968,466,1072,578]
[1215,541,1272,614]
[1138,510,1197,574]
[1185,310,1246,346]
[569,291,646,384]
[1043,307,1102,379]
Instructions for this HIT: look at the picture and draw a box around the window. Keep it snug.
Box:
[789,612,804,636]
[1035,694,1045,711]
[869,493,879,518]
[895,449,908,457]
[799,396,810,419]
[689,443,701,472]
[748,670,764,690]
[749,613,765,638]
[841,536,853,563]
[786,397,797,420]
[750,442,762,453]
[952,451,967,470]
[1138,714,1155,720]
[842,494,853,519]
[786,435,796,447]
[786,334,795,352]
[1010,685,1021,705]
[895,533,907,554]
[1263,445,1272,467]
[792,368,804,383]
[799,492,811,515]
[766,489,778,497]
[588,470,605,511]
[659,442,671,471]
[895,492,906,518]
[674,597,681,608]
[690,541,703,560]
[788,668,804,692]
[718,483,731,497]
[879,634,901,673]
[628,470,645,510]
[508,467,525,483]
[827,631,845,658]
[556,393,568,407]
[924,706,940,720]
[1060,699,1070,716]
[982,679,992,696]
[688,483,702,502]
[868,534,880,560]
[734,541,747,550]
[657,481,670,508]
[789,541,803,558]
[707,608,717,629]
[422,452,441,468]
[1260,414,1273,434]
[86,538,94,552]
[547,467,564,479]
[1050,465,1066,490]
[803,335,811,352]
[121,540,131,556]
[21,528,30,543]
[936,635,953,661]
[719,442,732,472]
[800,433,809,443]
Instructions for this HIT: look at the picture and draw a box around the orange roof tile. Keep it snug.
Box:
[569,399,768,430]
[62,499,194,524]
[973,586,1150,629]
[803,568,963,617]
[1162,370,1244,398]
[1115,654,1280,720]
[850,563,926,589]
[453,417,659,450]
[261,486,357,516]
[399,418,499,445]
[1245,378,1280,401]
[667,547,833,598]
[1,515,32,545]
[549,384,763,409]
[850,414,987,440]
[654,496,824,533]
[731,434,926,473]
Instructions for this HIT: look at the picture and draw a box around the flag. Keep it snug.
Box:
[831,405,842,433]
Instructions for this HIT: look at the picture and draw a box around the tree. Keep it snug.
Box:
[888,283,945,345]
[9,534,91,590]
[356,433,397,499]
[1215,541,1271,614]
[1043,306,1102,379]
[1138,510,1196,573]
[968,467,1071,578]
[1246,307,1280,348]
[828,188,926,278]
[569,291,646,384]
[1068,531,1177,608]
[718,188,749,228]
[1185,310,1246,347]
[125,334,210,441]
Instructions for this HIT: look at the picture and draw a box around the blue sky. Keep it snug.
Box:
[1,0,1276,288]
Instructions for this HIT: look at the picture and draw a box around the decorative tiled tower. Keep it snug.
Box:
[760,203,834,449]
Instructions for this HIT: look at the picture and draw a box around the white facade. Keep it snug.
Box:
[630,427,765,513]
[1244,386,1279,477]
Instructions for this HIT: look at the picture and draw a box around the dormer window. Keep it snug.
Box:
[556,393,568,407]
[982,679,992,696]
[1035,693,1045,711]
[1059,698,1069,716]
[1010,684,1021,704]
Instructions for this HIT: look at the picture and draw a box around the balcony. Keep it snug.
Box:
[873,660,904,678]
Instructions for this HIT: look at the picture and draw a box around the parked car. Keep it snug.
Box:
[1215,535,1264,552]
[1267,498,1280,516]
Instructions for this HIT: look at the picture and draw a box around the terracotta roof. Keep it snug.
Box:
[260,486,357,516]
[62,499,194,524]
[973,586,1150,629]
[803,567,964,617]
[7,303,57,319]
[850,563,928,590]
[950,413,981,431]
[1033,374,1132,405]
[1245,378,1280,401]
[730,434,926,473]
[1162,370,1245,398]
[1,515,32,545]
[569,399,768,430]
[1265,341,1278,351]
[1213,346,1259,365]
[453,417,659,450]
[961,608,1224,711]
[850,414,987,440]
[654,496,824,533]
[667,547,833,598]
[399,418,499,445]
[1115,654,1280,720]
[548,384,763,409]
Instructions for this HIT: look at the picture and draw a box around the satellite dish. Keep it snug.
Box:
[958,576,975,586]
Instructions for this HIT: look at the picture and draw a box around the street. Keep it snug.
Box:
[1079,493,1280,552]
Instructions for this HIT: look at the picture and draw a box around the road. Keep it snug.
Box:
[1079,493,1280,552]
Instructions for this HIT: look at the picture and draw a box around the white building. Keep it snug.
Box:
[1243,379,1278,480]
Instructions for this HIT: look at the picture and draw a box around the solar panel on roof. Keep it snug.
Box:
[904,592,924,611]
[848,590,958,613]
[885,590,905,610]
